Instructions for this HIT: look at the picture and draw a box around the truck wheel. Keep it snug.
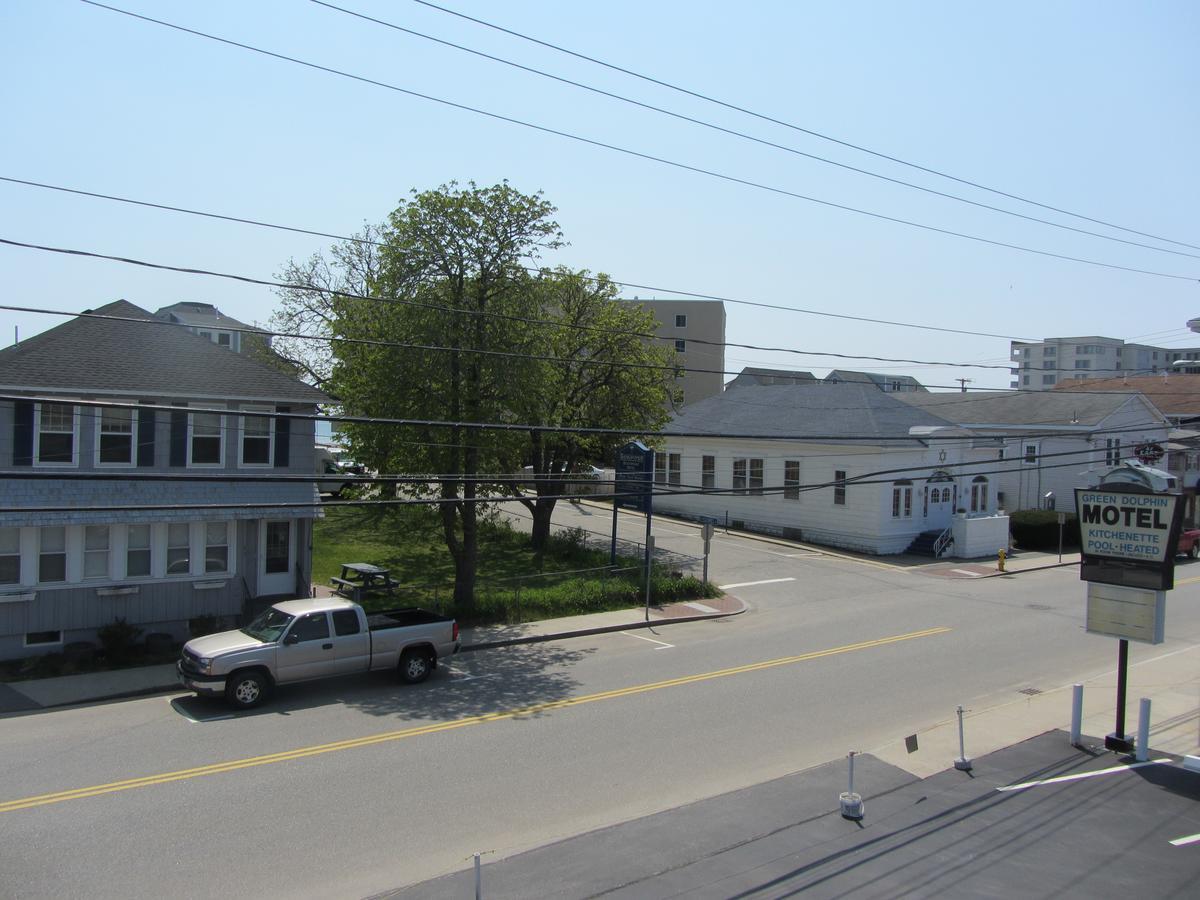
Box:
[399,650,432,684]
[226,670,269,709]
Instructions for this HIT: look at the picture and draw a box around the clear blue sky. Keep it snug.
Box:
[3,0,1197,390]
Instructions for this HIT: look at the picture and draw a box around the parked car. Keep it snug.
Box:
[177,597,460,709]
[1178,528,1200,558]
[315,447,354,497]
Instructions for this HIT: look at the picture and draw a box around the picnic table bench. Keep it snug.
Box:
[332,563,401,602]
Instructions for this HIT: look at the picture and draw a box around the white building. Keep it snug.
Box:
[651,384,1169,557]
[1010,335,1200,390]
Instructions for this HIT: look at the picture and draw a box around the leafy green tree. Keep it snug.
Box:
[330,182,560,608]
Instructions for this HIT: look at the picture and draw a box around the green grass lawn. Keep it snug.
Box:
[312,505,719,625]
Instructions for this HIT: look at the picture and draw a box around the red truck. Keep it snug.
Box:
[1178,529,1200,558]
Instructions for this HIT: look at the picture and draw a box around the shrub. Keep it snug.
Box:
[1010,510,1080,551]
[188,614,222,638]
[97,618,143,665]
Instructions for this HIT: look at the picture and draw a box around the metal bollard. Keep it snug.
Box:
[997,548,1006,572]
[1136,698,1151,762]
[1070,683,1084,746]
[839,751,864,820]
[954,705,973,771]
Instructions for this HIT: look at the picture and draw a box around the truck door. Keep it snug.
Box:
[329,608,371,674]
[277,612,341,682]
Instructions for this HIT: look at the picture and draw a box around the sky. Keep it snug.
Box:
[2,0,1198,392]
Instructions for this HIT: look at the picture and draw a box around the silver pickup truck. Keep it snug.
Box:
[177,597,460,709]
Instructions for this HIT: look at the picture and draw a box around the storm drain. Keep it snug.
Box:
[1026,603,1052,611]
[1018,687,1043,696]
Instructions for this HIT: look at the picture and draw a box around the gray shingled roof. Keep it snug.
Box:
[894,390,1154,427]
[0,300,327,404]
[668,383,957,440]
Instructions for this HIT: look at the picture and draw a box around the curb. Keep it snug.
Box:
[981,560,1079,578]
[461,597,748,653]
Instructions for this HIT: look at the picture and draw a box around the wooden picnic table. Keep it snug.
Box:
[332,562,400,602]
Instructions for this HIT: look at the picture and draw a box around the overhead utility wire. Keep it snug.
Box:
[7,454,1122,514]
[77,1,1199,284]
[408,0,1200,254]
[0,177,1031,342]
[0,394,1173,445]
[314,0,1200,262]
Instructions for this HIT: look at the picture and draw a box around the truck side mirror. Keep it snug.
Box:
[283,633,300,646]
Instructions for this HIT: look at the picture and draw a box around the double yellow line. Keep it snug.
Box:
[1,626,950,813]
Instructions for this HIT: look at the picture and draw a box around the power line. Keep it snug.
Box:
[312,0,1200,263]
[75,1,1200,284]
[0,177,1033,342]
[407,0,1200,255]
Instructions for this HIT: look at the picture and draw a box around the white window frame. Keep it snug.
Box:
[188,411,225,468]
[0,526,20,587]
[239,406,274,467]
[783,460,800,501]
[970,477,989,513]
[732,458,748,494]
[701,455,716,490]
[38,526,67,584]
[892,482,913,518]
[833,470,847,505]
[203,521,232,575]
[1023,444,1039,465]
[33,402,79,467]
[83,524,111,581]
[166,523,192,576]
[674,314,687,327]
[125,524,153,580]
[667,453,681,486]
[94,403,138,467]
[674,339,686,353]
[748,458,764,496]
[24,630,63,648]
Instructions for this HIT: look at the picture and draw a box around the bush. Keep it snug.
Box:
[97,618,143,664]
[1010,510,1080,551]
[188,614,222,638]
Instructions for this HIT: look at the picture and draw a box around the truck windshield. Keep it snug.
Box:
[241,608,294,642]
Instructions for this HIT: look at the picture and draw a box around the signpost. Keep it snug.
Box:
[1076,471,1184,752]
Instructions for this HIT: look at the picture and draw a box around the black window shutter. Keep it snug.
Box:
[274,406,291,468]
[169,408,188,467]
[137,405,156,467]
[13,400,33,466]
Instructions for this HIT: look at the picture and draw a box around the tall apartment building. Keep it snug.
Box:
[1010,335,1200,390]
[620,299,726,407]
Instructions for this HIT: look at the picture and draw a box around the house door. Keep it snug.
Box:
[258,519,294,596]
[925,482,955,530]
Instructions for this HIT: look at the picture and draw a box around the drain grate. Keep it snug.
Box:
[1026,603,1052,611]
[1019,687,1043,696]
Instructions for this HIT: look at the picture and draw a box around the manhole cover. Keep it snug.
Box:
[1026,603,1051,611]
[1019,687,1043,696]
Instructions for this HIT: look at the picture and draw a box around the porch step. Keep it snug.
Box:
[908,529,951,557]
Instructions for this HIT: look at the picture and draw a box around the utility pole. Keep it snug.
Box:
[955,378,973,392]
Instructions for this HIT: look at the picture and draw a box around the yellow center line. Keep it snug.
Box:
[1,626,950,813]
[1175,574,1200,586]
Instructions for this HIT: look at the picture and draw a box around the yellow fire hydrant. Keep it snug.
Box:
[997,548,1007,572]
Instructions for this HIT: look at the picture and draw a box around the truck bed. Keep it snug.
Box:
[366,607,452,631]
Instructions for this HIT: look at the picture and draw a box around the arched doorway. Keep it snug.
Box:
[924,471,955,529]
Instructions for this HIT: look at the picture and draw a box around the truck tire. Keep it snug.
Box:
[399,649,432,684]
[226,670,269,709]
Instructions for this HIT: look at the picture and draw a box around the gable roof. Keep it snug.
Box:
[824,370,927,391]
[894,389,1158,427]
[725,367,818,390]
[154,301,263,333]
[0,300,327,404]
[668,383,957,441]
[1051,375,1200,419]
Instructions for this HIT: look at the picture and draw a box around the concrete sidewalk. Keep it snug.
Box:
[0,593,746,713]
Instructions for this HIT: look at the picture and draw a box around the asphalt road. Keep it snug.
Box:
[4,507,1200,898]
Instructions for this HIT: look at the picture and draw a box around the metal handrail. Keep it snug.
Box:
[933,527,954,558]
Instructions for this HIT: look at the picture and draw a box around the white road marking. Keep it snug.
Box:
[718,577,796,590]
[619,631,674,650]
[443,666,497,682]
[951,569,982,577]
[996,759,1172,792]
[1170,832,1200,847]
[759,549,810,558]
[168,698,234,724]
[684,601,719,613]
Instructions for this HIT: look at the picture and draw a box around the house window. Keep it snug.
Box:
[240,408,273,466]
[1042,375,1057,385]
[1075,360,1091,370]
[1024,444,1038,464]
[701,455,715,489]
[167,523,191,575]
[127,524,151,578]
[265,522,290,574]
[833,470,847,505]
[784,461,800,500]
[205,522,230,574]
[190,412,223,466]
[749,459,764,495]
[1106,438,1121,466]
[36,402,76,465]
[83,525,110,580]
[98,405,135,464]
[39,527,66,583]
[1044,346,1056,356]
[654,453,667,485]
[674,339,686,353]
[674,314,687,327]
[668,453,681,486]
[1022,375,1030,386]
[216,332,232,347]
[970,476,988,513]
[0,527,19,585]
[732,459,748,494]
[1042,362,1055,370]
[892,480,913,518]
[25,631,62,647]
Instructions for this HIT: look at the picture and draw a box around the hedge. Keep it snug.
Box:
[1009,509,1080,551]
